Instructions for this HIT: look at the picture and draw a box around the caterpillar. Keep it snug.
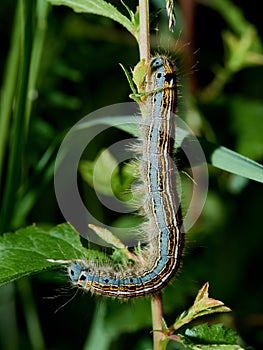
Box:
[68,56,185,298]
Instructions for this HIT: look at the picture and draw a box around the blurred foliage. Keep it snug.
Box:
[0,0,263,349]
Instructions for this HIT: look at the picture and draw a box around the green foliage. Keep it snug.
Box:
[159,283,239,349]
[229,96,263,159]
[171,323,247,349]
[47,0,139,39]
[0,223,108,287]
[185,324,237,345]
[171,283,230,332]
[199,0,263,102]
[199,139,263,183]
[79,148,137,201]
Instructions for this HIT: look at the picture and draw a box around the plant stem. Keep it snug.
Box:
[83,302,115,350]
[0,0,34,233]
[139,0,150,62]
[151,293,166,350]
[0,4,20,190]
[17,278,45,350]
[138,4,165,347]
[25,0,49,128]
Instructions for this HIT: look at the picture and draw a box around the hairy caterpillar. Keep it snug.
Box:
[68,56,184,298]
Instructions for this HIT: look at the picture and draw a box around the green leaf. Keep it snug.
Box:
[119,62,141,102]
[79,148,119,196]
[171,283,231,332]
[47,0,137,39]
[79,148,137,202]
[200,139,263,183]
[185,324,237,345]
[0,223,107,287]
[130,59,148,94]
[173,335,246,350]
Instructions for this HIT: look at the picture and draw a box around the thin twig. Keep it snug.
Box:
[151,293,166,350]
[139,0,150,62]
